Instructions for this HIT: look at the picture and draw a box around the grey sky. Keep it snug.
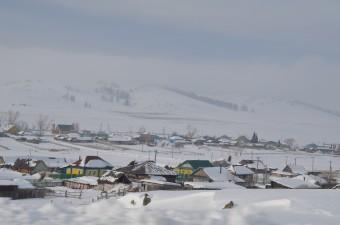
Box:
[0,0,340,107]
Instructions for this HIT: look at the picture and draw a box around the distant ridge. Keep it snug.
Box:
[164,86,247,112]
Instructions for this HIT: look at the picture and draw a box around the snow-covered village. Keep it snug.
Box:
[2,1,340,225]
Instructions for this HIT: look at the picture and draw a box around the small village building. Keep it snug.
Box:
[184,181,244,190]
[117,161,177,182]
[64,176,98,189]
[192,167,244,183]
[140,178,182,191]
[109,134,137,145]
[175,160,213,182]
[11,156,67,175]
[0,168,45,199]
[239,159,268,173]
[60,156,113,178]
[97,170,131,191]
[3,124,19,135]
[228,165,255,187]
[283,164,307,175]
[270,176,320,189]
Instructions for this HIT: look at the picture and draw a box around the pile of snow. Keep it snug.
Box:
[1,189,339,224]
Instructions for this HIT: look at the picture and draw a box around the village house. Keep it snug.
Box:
[59,156,113,178]
[109,134,137,145]
[64,176,98,190]
[3,124,19,135]
[175,160,213,182]
[140,178,182,191]
[192,167,244,184]
[97,170,131,192]
[9,156,67,175]
[228,165,255,187]
[269,176,320,189]
[117,161,177,182]
[282,164,307,175]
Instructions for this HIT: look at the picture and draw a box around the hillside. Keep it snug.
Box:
[0,80,339,144]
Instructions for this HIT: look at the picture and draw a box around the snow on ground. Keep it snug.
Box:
[1,136,340,172]
[1,189,340,225]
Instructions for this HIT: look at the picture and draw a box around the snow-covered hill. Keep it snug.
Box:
[0,80,339,144]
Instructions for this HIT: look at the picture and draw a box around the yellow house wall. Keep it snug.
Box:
[175,168,193,175]
[66,168,84,175]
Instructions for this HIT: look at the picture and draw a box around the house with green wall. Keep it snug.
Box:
[59,156,113,179]
[175,160,213,182]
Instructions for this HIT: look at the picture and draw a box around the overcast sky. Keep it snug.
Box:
[1,0,340,107]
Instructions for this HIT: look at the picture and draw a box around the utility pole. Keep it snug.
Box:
[154,150,158,163]
[256,156,260,184]
[329,160,333,183]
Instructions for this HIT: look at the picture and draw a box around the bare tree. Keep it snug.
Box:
[36,114,50,136]
[16,120,29,132]
[6,110,20,125]
[283,138,299,150]
[186,125,197,139]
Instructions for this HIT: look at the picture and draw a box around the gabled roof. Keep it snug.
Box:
[283,164,306,175]
[177,160,213,170]
[71,156,113,168]
[228,165,254,175]
[184,181,244,190]
[193,167,244,183]
[118,161,176,176]
[270,176,320,189]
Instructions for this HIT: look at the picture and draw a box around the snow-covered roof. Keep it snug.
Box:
[67,176,98,186]
[123,161,176,176]
[270,176,320,189]
[295,174,328,186]
[99,170,129,184]
[140,179,181,187]
[228,165,254,175]
[0,168,33,180]
[72,156,113,168]
[184,181,244,190]
[283,164,307,175]
[200,167,244,183]
[109,135,133,142]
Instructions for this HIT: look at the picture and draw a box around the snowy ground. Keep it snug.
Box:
[1,136,340,171]
[1,189,340,225]
[2,136,340,224]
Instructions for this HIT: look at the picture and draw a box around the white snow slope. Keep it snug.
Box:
[1,80,340,144]
[1,190,340,225]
